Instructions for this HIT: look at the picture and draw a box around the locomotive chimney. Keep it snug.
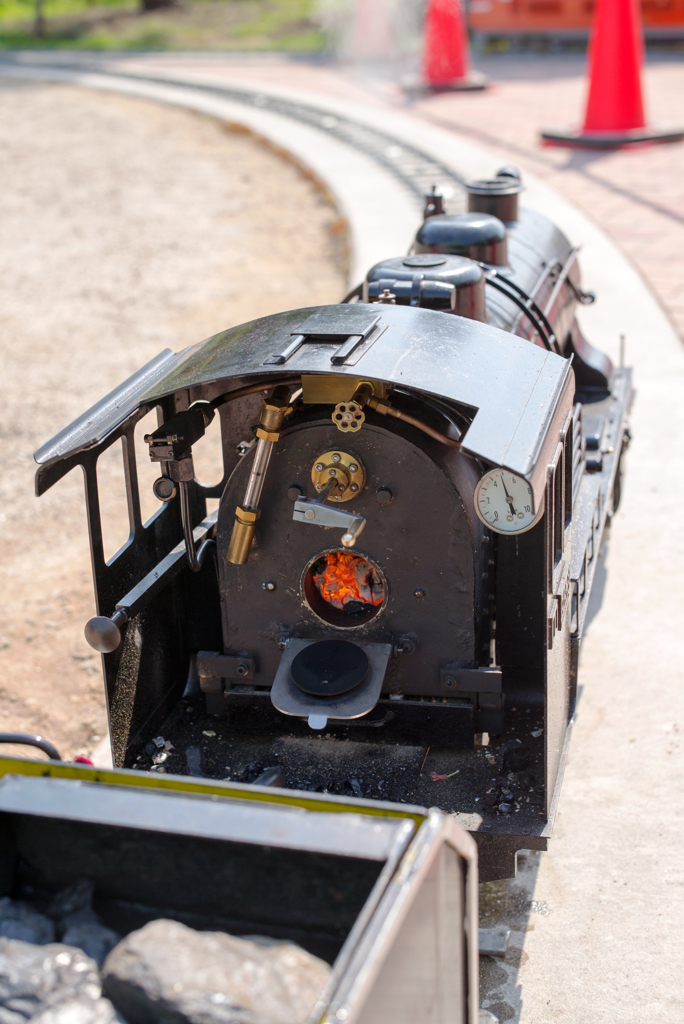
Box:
[465,166,523,224]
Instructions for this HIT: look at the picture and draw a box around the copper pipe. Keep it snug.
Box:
[213,378,300,409]
[368,397,461,449]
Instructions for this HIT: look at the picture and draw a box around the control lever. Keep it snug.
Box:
[145,402,216,573]
[293,480,366,548]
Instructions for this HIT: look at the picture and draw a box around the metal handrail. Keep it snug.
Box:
[0,732,61,760]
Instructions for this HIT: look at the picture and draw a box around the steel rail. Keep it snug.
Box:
[3,61,466,208]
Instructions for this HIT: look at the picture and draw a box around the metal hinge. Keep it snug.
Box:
[197,652,255,693]
[440,666,502,693]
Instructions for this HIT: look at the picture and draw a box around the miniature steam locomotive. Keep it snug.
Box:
[34,168,631,880]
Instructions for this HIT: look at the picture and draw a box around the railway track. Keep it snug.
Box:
[0,57,469,213]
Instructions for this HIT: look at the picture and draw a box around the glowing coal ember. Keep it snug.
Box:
[313,552,385,611]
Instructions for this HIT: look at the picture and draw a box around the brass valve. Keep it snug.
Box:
[311,451,365,503]
[332,400,364,433]
[332,381,374,434]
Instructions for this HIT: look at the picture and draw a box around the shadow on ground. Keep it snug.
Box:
[479,535,611,1021]
[479,850,544,1022]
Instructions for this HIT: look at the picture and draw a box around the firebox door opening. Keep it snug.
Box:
[302,549,387,629]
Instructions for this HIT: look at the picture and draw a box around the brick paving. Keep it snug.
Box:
[124,52,684,340]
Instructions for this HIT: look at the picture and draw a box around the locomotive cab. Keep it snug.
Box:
[34,170,631,880]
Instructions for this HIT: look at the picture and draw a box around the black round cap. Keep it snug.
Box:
[291,640,369,697]
[153,477,176,502]
[367,252,484,285]
[496,165,522,182]
[412,213,508,265]
[415,213,505,253]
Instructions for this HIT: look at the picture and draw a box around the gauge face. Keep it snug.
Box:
[474,468,544,535]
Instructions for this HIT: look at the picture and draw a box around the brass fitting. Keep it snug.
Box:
[368,396,389,415]
[259,385,294,437]
[256,428,281,442]
[350,382,375,408]
[227,506,260,566]
[311,450,366,502]
[367,396,461,450]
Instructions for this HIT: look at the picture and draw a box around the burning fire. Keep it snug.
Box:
[314,552,385,611]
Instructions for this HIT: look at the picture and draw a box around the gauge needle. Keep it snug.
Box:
[501,478,517,516]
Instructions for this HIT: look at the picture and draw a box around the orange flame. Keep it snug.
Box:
[314,552,385,611]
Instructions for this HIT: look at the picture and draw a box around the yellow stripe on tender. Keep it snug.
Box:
[0,755,427,828]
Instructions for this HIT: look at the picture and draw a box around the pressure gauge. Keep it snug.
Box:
[474,468,544,535]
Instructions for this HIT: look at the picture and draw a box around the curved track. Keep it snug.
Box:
[3,59,466,206]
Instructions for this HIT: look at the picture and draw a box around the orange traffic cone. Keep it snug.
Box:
[541,0,682,147]
[412,0,487,93]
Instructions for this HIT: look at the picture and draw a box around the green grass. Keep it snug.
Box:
[0,0,327,50]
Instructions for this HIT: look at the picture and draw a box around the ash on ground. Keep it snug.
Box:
[135,698,546,824]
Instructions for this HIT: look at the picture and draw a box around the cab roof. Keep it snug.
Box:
[35,303,572,493]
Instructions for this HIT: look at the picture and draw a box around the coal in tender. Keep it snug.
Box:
[347,779,363,798]
[31,996,125,1024]
[47,881,121,968]
[61,924,120,970]
[0,898,55,945]
[102,919,331,1024]
[48,880,94,923]
[252,766,285,787]
[0,938,103,1021]
[185,745,206,778]
[235,761,265,784]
